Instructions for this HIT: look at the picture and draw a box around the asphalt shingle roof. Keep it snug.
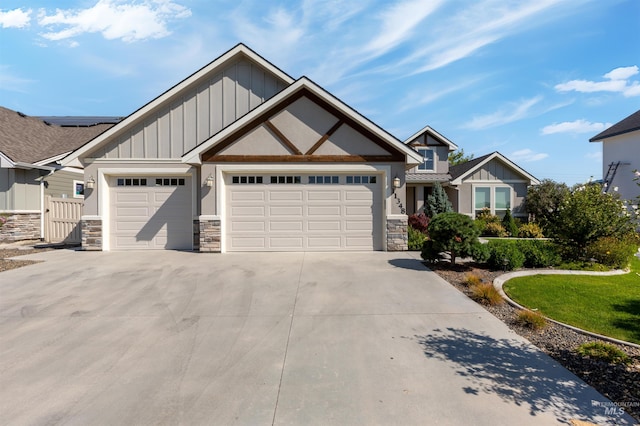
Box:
[0,107,114,164]
[405,172,451,183]
[449,152,493,180]
[589,109,640,142]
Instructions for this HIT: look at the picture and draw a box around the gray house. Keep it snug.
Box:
[405,125,539,218]
[0,107,116,241]
[62,44,423,252]
[589,109,640,204]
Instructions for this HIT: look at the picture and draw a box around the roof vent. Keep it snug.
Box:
[17,111,27,118]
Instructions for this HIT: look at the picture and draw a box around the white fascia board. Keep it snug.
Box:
[14,162,56,171]
[35,152,71,167]
[61,44,295,167]
[404,125,459,152]
[450,152,539,185]
[0,151,15,168]
[183,77,424,167]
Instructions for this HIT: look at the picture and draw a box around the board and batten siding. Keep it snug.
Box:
[94,59,288,160]
[0,168,41,211]
[43,170,82,199]
[465,159,521,181]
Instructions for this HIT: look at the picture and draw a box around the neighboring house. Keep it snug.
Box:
[589,109,640,204]
[62,44,423,252]
[404,125,539,219]
[0,107,117,241]
[449,152,539,219]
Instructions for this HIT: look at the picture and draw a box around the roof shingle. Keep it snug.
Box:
[0,107,113,164]
[589,109,640,142]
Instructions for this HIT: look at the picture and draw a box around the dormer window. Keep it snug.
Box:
[417,148,434,171]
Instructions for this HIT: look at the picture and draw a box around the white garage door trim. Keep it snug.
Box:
[224,173,384,252]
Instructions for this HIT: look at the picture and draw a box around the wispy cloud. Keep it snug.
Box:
[555,65,640,97]
[37,0,191,43]
[541,119,612,135]
[364,0,443,55]
[464,96,542,130]
[509,148,549,162]
[0,8,32,28]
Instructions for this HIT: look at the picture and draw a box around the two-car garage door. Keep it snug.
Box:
[226,174,382,251]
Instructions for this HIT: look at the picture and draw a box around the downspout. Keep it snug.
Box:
[40,179,45,240]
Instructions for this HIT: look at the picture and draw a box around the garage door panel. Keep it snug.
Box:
[231,221,266,232]
[269,221,303,231]
[270,191,303,201]
[308,236,342,248]
[230,237,266,249]
[231,206,265,216]
[308,191,340,201]
[116,192,148,203]
[308,206,341,216]
[270,206,303,216]
[346,237,374,248]
[232,191,265,201]
[308,220,341,231]
[345,221,372,231]
[269,237,304,248]
[346,206,372,215]
[345,191,373,201]
[115,207,150,217]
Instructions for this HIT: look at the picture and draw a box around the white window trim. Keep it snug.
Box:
[472,185,513,216]
[72,180,85,198]
[417,148,435,172]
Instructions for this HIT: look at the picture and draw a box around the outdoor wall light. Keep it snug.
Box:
[205,174,214,187]
[392,176,401,190]
[86,176,95,189]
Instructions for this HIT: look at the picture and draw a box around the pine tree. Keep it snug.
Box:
[424,182,453,218]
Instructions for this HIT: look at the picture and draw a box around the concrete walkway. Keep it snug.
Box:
[0,249,636,425]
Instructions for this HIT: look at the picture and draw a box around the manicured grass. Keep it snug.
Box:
[503,256,640,344]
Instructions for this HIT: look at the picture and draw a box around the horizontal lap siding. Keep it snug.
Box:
[96,59,288,160]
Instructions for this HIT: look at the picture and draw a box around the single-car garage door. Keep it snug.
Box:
[110,176,192,250]
[226,174,382,251]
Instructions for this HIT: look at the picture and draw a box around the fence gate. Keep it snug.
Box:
[44,196,83,244]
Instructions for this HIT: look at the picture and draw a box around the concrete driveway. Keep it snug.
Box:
[0,250,634,425]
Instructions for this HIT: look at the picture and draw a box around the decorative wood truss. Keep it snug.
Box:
[202,89,405,163]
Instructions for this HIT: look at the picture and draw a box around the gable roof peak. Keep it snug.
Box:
[404,124,458,151]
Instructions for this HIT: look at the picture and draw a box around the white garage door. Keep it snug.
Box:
[110,176,192,250]
[226,174,382,251]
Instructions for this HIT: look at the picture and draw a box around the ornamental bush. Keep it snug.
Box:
[424,182,453,218]
[408,212,429,233]
[422,212,480,265]
[408,226,428,251]
[501,209,519,237]
[486,240,525,271]
[516,239,561,268]
[517,222,544,238]
[584,235,638,269]
[483,222,507,237]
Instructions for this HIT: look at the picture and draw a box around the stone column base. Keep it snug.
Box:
[81,218,103,251]
[386,215,408,251]
[199,216,221,253]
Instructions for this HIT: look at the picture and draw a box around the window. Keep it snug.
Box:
[232,176,263,184]
[495,187,511,217]
[269,176,300,184]
[73,180,84,198]
[154,178,184,186]
[346,176,377,184]
[309,176,339,184]
[474,187,511,218]
[418,148,434,171]
[117,178,148,186]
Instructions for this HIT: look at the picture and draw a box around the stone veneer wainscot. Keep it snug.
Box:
[0,213,40,242]
[81,218,102,251]
[199,216,221,253]
[386,215,408,251]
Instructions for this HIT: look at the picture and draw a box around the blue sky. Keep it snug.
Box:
[1,0,639,185]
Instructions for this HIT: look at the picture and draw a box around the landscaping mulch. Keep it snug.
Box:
[0,247,52,272]
[430,261,640,422]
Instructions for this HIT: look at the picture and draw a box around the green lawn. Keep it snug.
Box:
[503,256,640,344]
